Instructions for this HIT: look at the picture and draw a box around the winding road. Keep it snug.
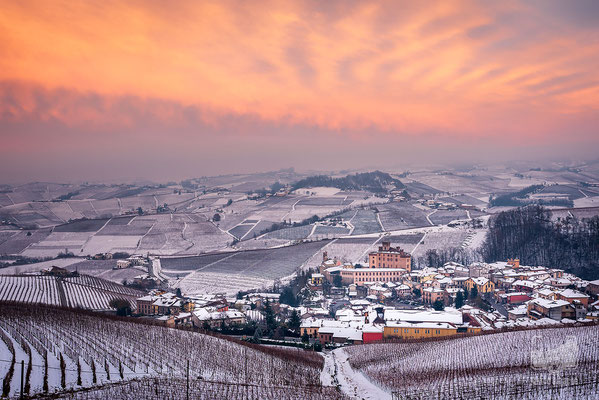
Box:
[321,348,391,400]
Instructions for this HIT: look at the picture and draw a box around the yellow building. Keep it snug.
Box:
[383,322,481,340]
[464,277,495,294]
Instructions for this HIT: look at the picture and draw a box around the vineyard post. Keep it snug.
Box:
[20,360,24,400]
[186,359,189,400]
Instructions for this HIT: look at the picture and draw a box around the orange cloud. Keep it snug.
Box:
[0,0,598,140]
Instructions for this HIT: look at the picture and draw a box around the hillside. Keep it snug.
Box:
[344,325,599,399]
[292,171,404,193]
[0,304,343,399]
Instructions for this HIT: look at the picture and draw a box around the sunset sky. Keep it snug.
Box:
[1,0,599,181]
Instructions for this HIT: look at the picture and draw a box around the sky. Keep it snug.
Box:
[1,0,599,182]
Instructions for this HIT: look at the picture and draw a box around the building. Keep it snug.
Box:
[587,279,599,296]
[556,289,590,308]
[115,260,131,269]
[464,277,495,294]
[384,322,480,340]
[341,267,407,286]
[136,292,184,315]
[191,308,246,329]
[362,324,384,343]
[422,287,445,305]
[527,298,574,321]
[368,241,412,272]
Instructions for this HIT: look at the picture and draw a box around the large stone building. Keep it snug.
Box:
[369,241,412,272]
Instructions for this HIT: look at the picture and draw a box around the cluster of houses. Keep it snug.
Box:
[306,244,599,343]
[135,290,285,329]
[132,241,598,347]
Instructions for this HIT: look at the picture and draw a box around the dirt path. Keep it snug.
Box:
[321,348,391,400]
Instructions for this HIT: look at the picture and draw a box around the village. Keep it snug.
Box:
[131,240,599,347]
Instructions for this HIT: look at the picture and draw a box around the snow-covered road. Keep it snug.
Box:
[321,348,391,400]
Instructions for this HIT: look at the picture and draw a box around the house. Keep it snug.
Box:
[362,324,384,343]
[587,279,599,296]
[497,292,531,304]
[318,326,363,345]
[191,308,246,329]
[556,289,590,308]
[464,277,495,294]
[508,305,528,320]
[115,260,131,269]
[136,292,183,315]
[527,298,574,321]
[422,287,445,305]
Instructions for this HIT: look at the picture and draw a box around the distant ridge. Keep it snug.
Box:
[292,170,404,193]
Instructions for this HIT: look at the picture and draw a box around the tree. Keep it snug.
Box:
[226,198,233,206]
[455,290,464,309]
[463,287,469,300]
[280,287,297,306]
[109,298,131,316]
[412,288,421,298]
[175,288,182,297]
[301,330,309,344]
[263,299,277,334]
[333,274,343,287]
[433,299,445,311]
[288,309,301,332]
[137,207,143,215]
[212,213,221,222]
[471,285,478,300]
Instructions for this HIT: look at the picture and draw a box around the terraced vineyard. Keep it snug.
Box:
[345,325,599,399]
[168,240,330,294]
[0,305,339,399]
[0,274,143,310]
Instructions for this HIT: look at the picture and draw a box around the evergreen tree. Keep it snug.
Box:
[455,290,464,309]
[263,299,277,334]
[288,309,301,332]
[471,285,478,300]
[433,299,445,311]
[301,330,310,344]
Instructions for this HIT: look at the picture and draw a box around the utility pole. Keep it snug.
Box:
[20,360,24,399]
[186,359,189,400]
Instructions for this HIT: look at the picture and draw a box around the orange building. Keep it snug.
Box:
[368,241,412,272]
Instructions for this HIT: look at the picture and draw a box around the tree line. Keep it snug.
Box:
[481,205,599,280]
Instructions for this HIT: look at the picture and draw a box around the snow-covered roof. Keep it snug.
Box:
[558,289,589,299]
[384,309,463,325]
[529,298,571,309]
